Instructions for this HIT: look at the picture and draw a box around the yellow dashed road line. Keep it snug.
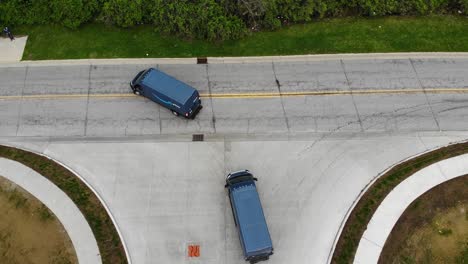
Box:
[0,88,467,100]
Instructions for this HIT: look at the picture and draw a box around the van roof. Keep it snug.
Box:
[140,68,197,105]
[231,183,273,254]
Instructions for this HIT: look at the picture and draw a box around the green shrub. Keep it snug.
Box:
[103,0,145,27]
[1,0,467,40]
[150,0,245,41]
[49,0,100,29]
[460,0,468,13]
[0,0,50,25]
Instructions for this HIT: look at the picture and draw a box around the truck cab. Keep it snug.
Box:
[225,170,274,264]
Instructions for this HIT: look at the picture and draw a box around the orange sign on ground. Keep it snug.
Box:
[188,244,200,257]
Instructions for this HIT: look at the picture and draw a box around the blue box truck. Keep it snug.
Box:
[130,68,202,118]
[225,170,274,264]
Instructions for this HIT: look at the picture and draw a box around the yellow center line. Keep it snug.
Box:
[0,88,467,100]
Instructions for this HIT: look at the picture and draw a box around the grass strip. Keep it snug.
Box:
[331,141,468,264]
[17,15,468,60]
[0,145,127,264]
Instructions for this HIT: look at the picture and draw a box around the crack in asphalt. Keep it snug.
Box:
[410,58,441,131]
[272,62,291,133]
[15,65,28,136]
[341,59,364,132]
[83,64,92,136]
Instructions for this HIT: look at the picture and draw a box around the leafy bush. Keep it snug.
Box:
[0,0,51,25]
[103,0,145,27]
[49,0,100,29]
[460,0,468,13]
[150,0,245,41]
[1,0,467,40]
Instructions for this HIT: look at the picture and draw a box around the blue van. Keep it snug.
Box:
[130,68,202,118]
[225,170,274,264]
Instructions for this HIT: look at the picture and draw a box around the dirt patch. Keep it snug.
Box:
[0,175,77,264]
[379,175,468,264]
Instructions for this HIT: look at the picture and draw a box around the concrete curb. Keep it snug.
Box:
[207,52,468,64]
[326,138,468,264]
[1,52,467,67]
[0,157,101,264]
[354,152,468,263]
[0,143,132,264]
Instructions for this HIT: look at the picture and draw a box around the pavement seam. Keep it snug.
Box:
[409,58,442,132]
[84,65,92,136]
[223,139,229,264]
[272,62,290,133]
[158,100,162,134]
[205,64,217,133]
[362,236,383,248]
[15,65,27,136]
[340,59,364,132]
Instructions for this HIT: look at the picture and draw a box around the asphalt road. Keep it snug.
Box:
[1,58,468,137]
[1,57,468,264]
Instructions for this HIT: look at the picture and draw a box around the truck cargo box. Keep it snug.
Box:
[225,170,273,264]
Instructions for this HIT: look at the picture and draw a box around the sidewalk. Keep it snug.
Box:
[0,157,101,264]
[0,51,466,67]
[0,36,27,62]
[353,153,468,263]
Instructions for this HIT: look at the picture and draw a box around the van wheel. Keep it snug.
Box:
[172,111,179,116]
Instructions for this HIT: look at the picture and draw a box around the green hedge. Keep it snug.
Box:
[1,0,467,40]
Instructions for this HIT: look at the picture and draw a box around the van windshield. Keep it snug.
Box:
[228,175,254,185]
[134,69,149,84]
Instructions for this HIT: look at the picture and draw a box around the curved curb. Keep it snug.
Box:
[326,139,468,263]
[0,157,101,264]
[354,154,468,263]
[0,143,132,264]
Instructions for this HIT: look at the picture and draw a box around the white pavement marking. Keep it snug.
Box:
[354,153,468,264]
[0,157,102,264]
[0,36,27,63]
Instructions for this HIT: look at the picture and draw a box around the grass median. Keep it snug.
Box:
[331,141,468,264]
[18,15,468,60]
[0,145,127,264]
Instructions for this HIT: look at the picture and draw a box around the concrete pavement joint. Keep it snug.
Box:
[84,64,92,136]
[409,58,441,132]
[15,65,27,136]
[205,64,217,133]
[272,62,290,133]
[341,59,364,132]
